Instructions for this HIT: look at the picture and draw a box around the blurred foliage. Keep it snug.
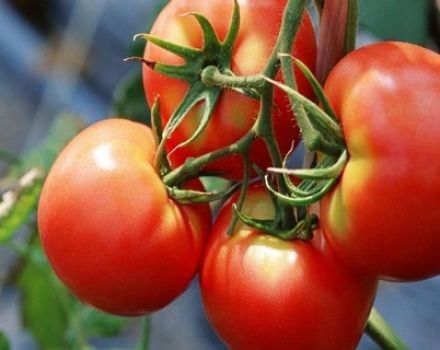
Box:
[112,37,150,125]
[113,71,150,125]
[17,238,71,349]
[0,331,9,350]
[0,114,84,242]
[360,0,430,44]
[80,308,128,339]
[6,114,84,178]
[15,235,131,349]
[112,0,168,125]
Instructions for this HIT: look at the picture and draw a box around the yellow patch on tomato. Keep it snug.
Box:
[245,237,296,285]
[234,34,267,75]
[327,127,373,236]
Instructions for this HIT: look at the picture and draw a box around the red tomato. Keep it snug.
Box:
[143,0,316,179]
[200,185,377,350]
[321,42,440,281]
[38,119,211,316]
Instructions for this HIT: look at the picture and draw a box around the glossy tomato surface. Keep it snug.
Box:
[38,119,211,315]
[200,186,377,350]
[143,0,316,179]
[321,42,440,281]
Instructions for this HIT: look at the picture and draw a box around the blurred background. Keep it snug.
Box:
[0,0,439,349]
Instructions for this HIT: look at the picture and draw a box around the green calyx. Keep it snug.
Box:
[265,151,347,207]
[232,204,318,241]
[166,183,239,204]
[259,51,349,209]
[134,0,241,159]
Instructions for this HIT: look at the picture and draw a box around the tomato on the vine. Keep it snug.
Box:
[143,0,316,179]
[321,41,440,281]
[200,185,377,350]
[38,119,211,316]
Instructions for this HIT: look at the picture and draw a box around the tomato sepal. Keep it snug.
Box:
[232,203,317,241]
[268,150,348,180]
[135,1,243,172]
[166,182,239,204]
[265,173,338,207]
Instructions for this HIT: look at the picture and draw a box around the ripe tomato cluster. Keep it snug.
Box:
[37,0,440,349]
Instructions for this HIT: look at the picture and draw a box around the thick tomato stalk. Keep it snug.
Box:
[200,185,377,350]
[143,0,317,179]
[38,119,211,316]
[321,42,440,281]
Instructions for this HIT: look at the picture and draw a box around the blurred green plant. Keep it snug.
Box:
[112,0,169,126]
[0,331,9,350]
[0,114,144,349]
[113,71,150,125]
[0,114,83,242]
[360,0,430,44]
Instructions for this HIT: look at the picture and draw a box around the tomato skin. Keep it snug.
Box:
[38,119,211,316]
[321,42,440,281]
[200,186,377,350]
[143,0,316,179]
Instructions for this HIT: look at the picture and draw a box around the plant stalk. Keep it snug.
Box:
[344,0,359,54]
[366,308,409,350]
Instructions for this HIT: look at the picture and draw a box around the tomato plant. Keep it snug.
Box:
[27,0,434,348]
[200,185,377,350]
[143,0,316,179]
[320,41,440,281]
[38,119,211,316]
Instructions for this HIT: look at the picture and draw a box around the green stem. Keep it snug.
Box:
[162,130,256,186]
[275,0,346,157]
[257,0,308,230]
[135,317,151,350]
[366,308,409,350]
[263,0,307,77]
[256,93,295,230]
[227,153,251,235]
[344,0,359,54]
[201,66,264,91]
[268,151,347,180]
[265,76,344,154]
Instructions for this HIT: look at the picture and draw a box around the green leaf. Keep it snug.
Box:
[0,114,85,243]
[0,179,43,242]
[17,243,71,349]
[112,71,151,125]
[360,0,430,45]
[80,307,129,338]
[0,331,10,350]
